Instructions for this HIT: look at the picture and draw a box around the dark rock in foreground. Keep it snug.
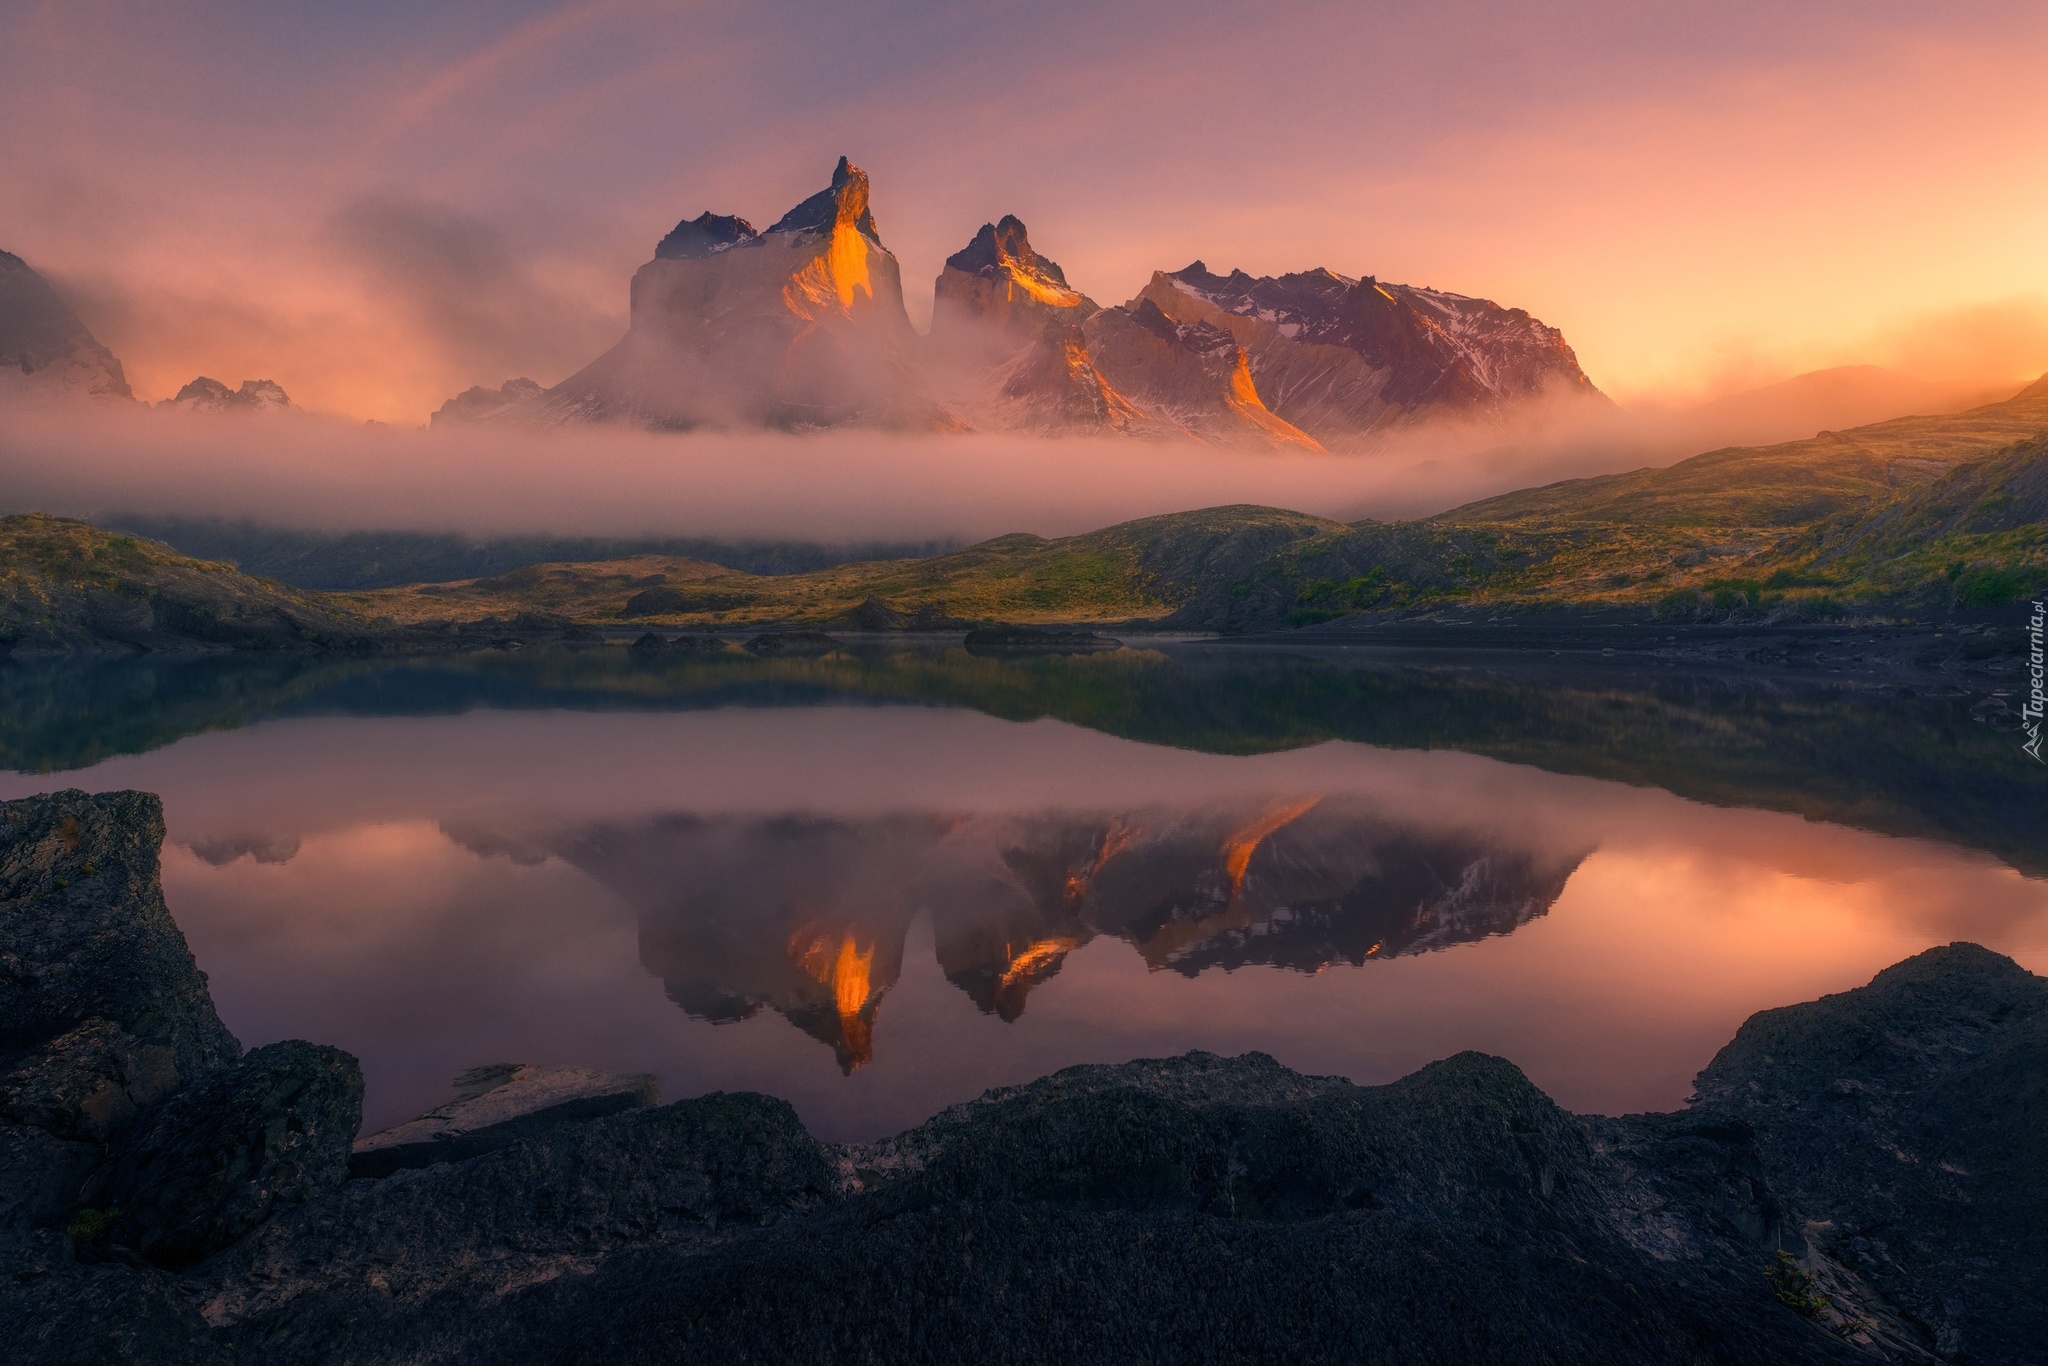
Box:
[1,787,2042,1363]
[0,791,238,1089]
[87,1040,360,1270]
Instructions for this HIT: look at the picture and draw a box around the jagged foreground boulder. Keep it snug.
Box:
[0,249,132,401]
[0,791,361,1363]
[3,786,2042,1363]
[536,157,934,430]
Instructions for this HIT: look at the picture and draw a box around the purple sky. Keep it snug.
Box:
[5,0,2045,419]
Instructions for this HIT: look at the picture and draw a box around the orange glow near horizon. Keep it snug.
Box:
[3,4,2042,425]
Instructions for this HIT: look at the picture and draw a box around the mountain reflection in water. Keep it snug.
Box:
[453,801,1582,1070]
[1,659,2043,1141]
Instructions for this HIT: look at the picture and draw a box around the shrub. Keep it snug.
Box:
[66,1207,121,1242]
[1765,1250,1829,1317]
[1951,566,2032,606]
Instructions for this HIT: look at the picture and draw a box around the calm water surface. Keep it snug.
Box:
[3,644,2041,1140]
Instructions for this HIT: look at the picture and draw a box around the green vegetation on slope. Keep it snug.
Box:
[0,515,375,654]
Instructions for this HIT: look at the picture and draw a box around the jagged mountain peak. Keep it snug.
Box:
[930,214,1096,372]
[654,212,759,261]
[162,377,291,413]
[946,216,1073,290]
[0,248,132,400]
[769,155,881,243]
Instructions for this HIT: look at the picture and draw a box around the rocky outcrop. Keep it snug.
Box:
[0,791,238,1086]
[159,378,290,414]
[0,249,132,401]
[86,1040,361,1270]
[350,1063,658,1177]
[539,157,934,430]
[1686,943,2048,1363]
[742,630,843,657]
[960,624,1120,654]
[429,377,541,427]
[0,790,360,1356]
[1135,262,1606,445]
[931,215,1098,362]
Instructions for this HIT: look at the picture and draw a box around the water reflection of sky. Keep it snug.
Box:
[5,706,2043,1142]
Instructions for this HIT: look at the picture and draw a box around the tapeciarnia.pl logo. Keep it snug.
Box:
[2026,599,2045,763]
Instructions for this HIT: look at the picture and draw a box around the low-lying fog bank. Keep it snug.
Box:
[7,383,2022,546]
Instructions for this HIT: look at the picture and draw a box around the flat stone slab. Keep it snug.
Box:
[350,1063,659,1178]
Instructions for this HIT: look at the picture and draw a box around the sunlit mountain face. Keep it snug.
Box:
[463,797,1585,1070]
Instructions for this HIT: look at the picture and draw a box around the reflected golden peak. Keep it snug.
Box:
[1222,796,1323,900]
[1063,818,1139,905]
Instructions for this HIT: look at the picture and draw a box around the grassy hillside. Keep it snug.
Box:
[1445,377,2048,528]
[0,514,376,654]
[104,516,959,589]
[345,506,1348,630]
[332,379,2048,633]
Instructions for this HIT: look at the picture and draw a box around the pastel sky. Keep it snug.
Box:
[4,0,2046,422]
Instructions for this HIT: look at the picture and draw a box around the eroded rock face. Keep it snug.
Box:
[201,1092,836,1336]
[1136,262,1606,445]
[540,157,932,431]
[0,790,239,1085]
[89,1040,362,1270]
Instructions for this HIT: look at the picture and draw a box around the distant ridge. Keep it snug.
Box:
[0,249,132,400]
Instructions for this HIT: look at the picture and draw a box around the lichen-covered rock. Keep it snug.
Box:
[1692,942,2048,1364]
[2,1018,181,1142]
[201,1091,835,1333]
[92,1040,362,1270]
[0,1231,228,1366]
[0,789,239,1082]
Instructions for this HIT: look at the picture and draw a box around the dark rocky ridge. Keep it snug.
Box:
[1,788,2043,1363]
[159,378,290,414]
[652,211,759,261]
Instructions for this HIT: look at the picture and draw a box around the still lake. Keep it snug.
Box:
[3,641,2042,1141]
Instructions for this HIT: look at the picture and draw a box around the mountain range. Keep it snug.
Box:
[431,156,1607,447]
[5,158,2030,454]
